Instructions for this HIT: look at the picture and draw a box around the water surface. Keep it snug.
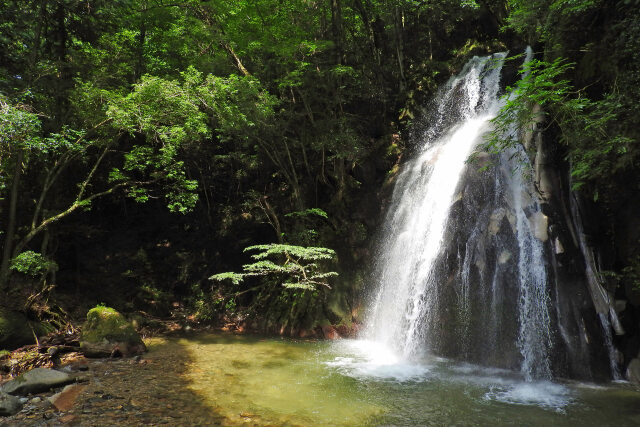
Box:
[177,333,640,426]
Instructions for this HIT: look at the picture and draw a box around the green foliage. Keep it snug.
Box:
[482,55,636,193]
[9,251,57,277]
[210,243,338,291]
[0,98,41,150]
[483,57,578,154]
[0,0,535,323]
[622,255,640,291]
[105,67,277,213]
[284,208,328,220]
[209,272,245,286]
[505,0,601,41]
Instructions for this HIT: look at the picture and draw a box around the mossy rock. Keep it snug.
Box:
[0,309,42,351]
[80,305,146,357]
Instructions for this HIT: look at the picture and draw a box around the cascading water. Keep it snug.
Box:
[508,144,553,381]
[363,51,559,381]
[364,53,507,357]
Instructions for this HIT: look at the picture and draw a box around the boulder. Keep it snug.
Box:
[80,305,146,357]
[1,368,74,395]
[0,309,36,350]
[0,391,22,416]
[626,358,640,384]
[320,325,340,340]
[335,323,361,338]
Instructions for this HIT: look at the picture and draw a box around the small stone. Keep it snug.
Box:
[30,397,42,403]
[498,250,511,264]
[554,237,564,254]
[48,384,87,411]
[59,414,76,423]
[0,391,23,416]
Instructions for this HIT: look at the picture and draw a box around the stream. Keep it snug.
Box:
[2,332,639,426]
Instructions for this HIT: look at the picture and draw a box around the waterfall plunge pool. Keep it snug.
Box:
[161,332,640,426]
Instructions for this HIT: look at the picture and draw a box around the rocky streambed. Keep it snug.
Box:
[0,337,225,426]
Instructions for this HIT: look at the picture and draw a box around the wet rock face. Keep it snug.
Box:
[80,306,146,358]
[424,155,522,371]
[0,391,23,416]
[414,149,611,380]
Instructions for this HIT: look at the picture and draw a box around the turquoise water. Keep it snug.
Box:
[176,333,640,426]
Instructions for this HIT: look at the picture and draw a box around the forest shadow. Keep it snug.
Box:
[65,338,230,426]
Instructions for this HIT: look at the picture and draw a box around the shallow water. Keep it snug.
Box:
[179,333,640,426]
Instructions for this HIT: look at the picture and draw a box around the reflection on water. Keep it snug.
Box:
[178,333,640,426]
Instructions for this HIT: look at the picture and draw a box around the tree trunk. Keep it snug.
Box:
[329,0,344,65]
[135,17,146,81]
[28,0,47,84]
[393,5,406,91]
[0,150,24,290]
[353,0,381,65]
[53,2,69,128]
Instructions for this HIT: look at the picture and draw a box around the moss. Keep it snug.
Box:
[81,305,142,344]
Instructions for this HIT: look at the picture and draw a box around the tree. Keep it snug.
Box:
[210,243,338,291]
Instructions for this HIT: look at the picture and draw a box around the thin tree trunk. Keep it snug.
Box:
[221,41,251,77]
[353,0,381,65]
[260,196,283,243]
[135,19,146,81]
[28,0,47,84]
[393,5,406,90]
[12,180,134,258]
[0,150,24,290]
[329,0,344,65]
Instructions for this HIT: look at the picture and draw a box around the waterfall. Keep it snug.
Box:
[364,51,559,381]
[364,53,507,356]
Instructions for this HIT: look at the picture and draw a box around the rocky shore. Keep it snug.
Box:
[0,339,224,426]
